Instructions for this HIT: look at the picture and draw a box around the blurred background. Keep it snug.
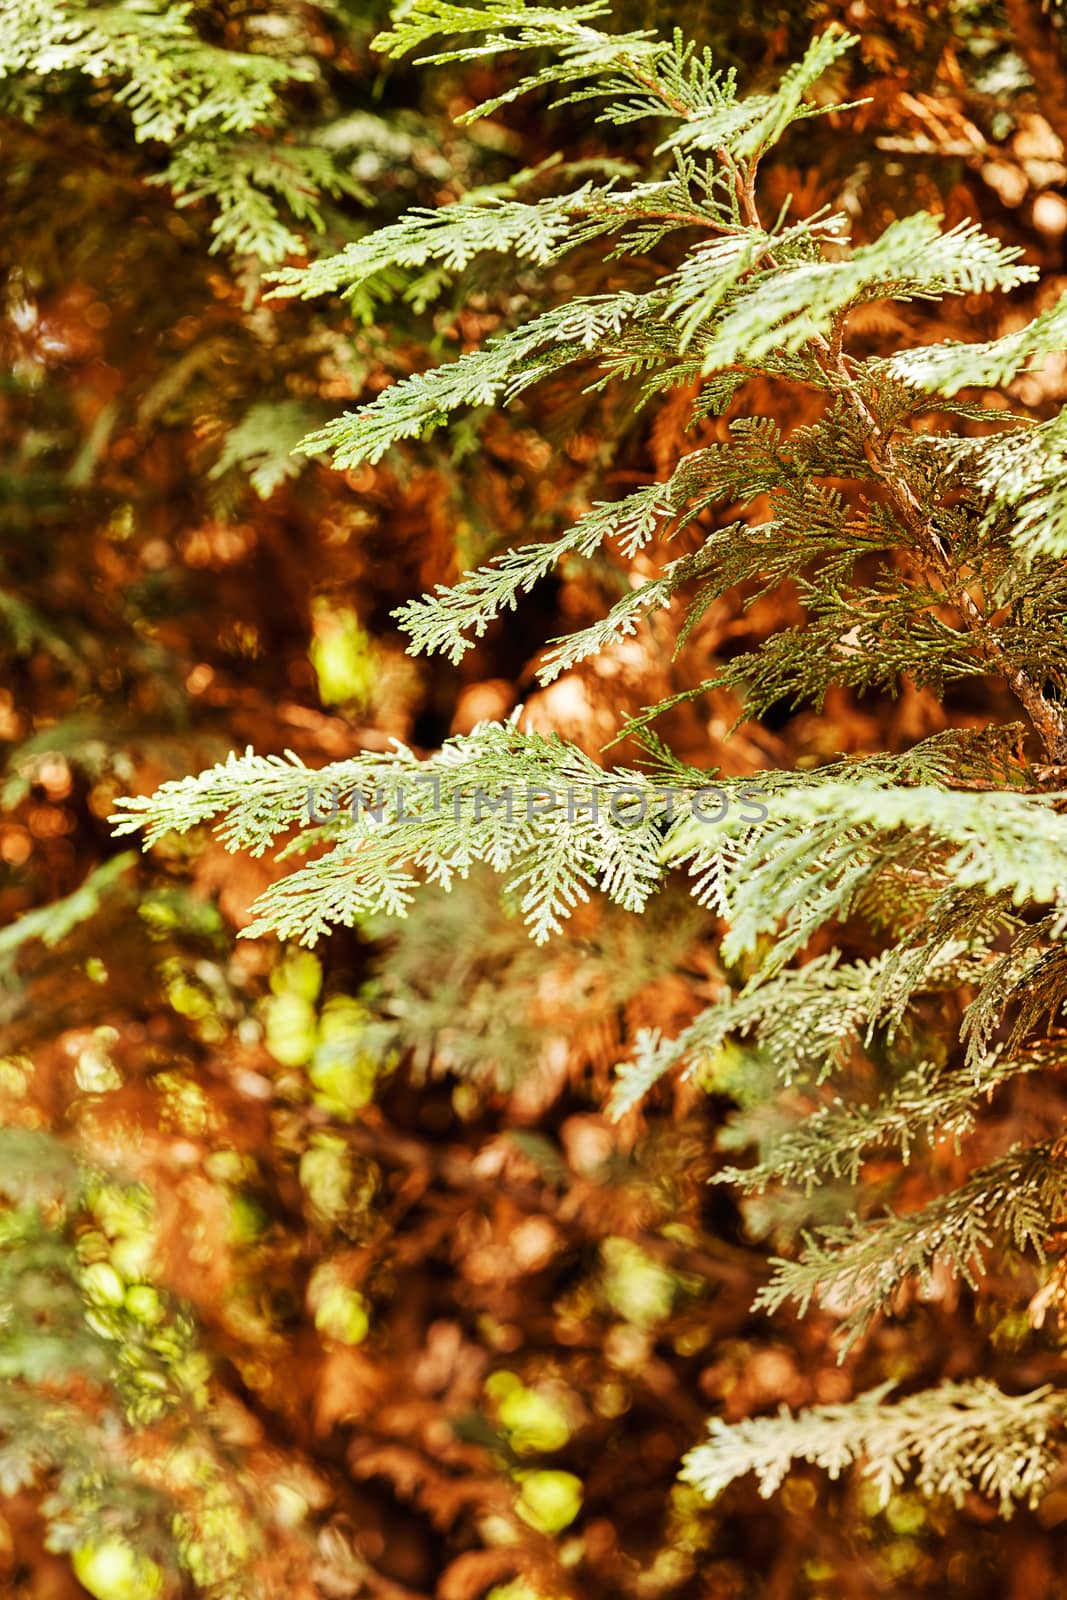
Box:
[3,0,1067,1595]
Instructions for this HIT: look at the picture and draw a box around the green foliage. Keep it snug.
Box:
[113,0,1067,1531]
[0,0,367,262]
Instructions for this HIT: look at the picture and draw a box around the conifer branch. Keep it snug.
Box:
[682,1380,1067,1512]
[756,1142,1067,1348]
[733,168,1067,763]
[106,5,1067,1527]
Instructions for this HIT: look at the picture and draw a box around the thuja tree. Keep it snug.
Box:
[117,0,1067,1529]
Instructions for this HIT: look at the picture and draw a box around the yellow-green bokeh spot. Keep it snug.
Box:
[312,1273,370,1346]
[514,1470,583,1534]
[495,1381,572,1454]
[309,996,387,1116]
[263,990,318,1068]
[488,1582,567,1600]
[600,1237,675,1328]
[270,950,323,1004]
[309,603,377,708]
[300,1134,367,1228]
[72,1539,165,1600]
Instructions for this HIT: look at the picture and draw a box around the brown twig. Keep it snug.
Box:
[338,1110,759,1291]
